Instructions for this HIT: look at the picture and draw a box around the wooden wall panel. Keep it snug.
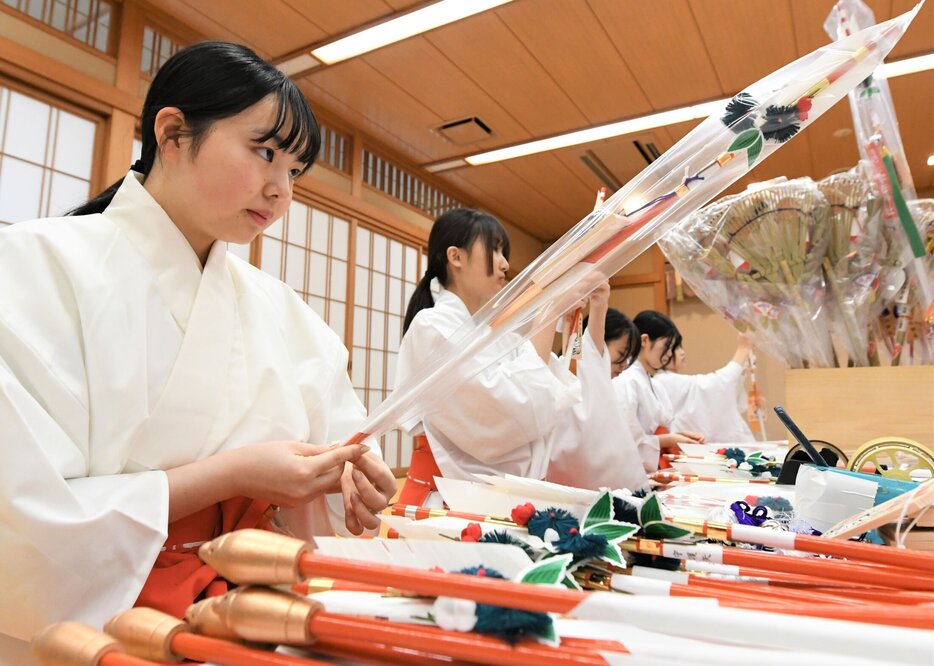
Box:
[496,0,653,125]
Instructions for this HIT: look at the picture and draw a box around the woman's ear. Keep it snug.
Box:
[153,107,187,164]
[640,333,650,347]
[446,245,463,268]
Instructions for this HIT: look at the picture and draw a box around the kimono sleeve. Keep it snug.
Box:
[548,332,648,491]
[405,318,571,467]
[0,348,167,643]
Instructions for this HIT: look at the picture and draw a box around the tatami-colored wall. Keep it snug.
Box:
[669,299,788,441]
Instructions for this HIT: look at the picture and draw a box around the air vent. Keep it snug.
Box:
[435,117,493,144]
[580,150,622,191]
[633,139,661,164]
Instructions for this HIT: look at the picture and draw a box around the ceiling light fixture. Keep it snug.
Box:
[277,0,512,74]
[427,51,934,171]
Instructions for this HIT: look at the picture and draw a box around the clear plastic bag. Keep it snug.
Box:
[817,165,884,366]
[660,179,835,368]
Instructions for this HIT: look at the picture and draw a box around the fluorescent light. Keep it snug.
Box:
[878,52,934,78]
[277,53,320,76]
[312,0,512,65]
[463,99,726,166]
[433,51,934,170]
[928,155,934,166]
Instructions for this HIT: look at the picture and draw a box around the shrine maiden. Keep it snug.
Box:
[612,311,705,472]
[0,42,395,661]
[394,209,645,505]
[654,334,757,444]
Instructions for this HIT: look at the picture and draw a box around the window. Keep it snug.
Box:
[0,83,97,225]
[319,124,351,174]
[140,24,183,78]
[2,0,113,53]
[353,227,420,470]
[363,149,465,219]
[259,199,349,340]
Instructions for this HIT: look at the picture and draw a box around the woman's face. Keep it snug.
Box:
[641,334,674,371]
[607,333,632,378]
[161,95,306,253]
[458,237,509,303]
[669,346,687,372]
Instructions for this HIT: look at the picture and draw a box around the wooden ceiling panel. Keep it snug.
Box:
[449,163,576,239]
[171,0,325,57]
[889,70,934,192]
[495,0,654,125]
[802,101,862,181]
[279,0,398,41]
[787,0,892,57]
[304,59,446,161]
[501,153,596,222]
[689,0,799,94]
[438,170,528,224]
[422,11,590,137]
[587,0,723,108]
[587,130,678,190]
[360,37,532,156]
[139,0,263,47]
[890,0,934,59]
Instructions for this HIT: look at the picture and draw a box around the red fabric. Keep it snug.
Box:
[398,435,442,506]
[135,496,270,618]
[655,425,677,470]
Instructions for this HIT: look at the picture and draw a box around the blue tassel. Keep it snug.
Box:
[479,530,535,558]
[455,566,553,642]
[527,508,578,540]
[553,530,608,560]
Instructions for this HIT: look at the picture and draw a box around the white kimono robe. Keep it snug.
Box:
[0,173,371,659]
[612,362,674,472]
[396,287,645,491]
[654,362,756,444]
[546,334,647,492]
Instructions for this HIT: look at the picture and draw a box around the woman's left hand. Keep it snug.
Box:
[340,449,397,535]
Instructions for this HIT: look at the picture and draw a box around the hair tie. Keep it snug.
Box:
[130,159,146,174]
[429,276,442,300]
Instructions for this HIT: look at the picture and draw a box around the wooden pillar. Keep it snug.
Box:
[97,0,144,189]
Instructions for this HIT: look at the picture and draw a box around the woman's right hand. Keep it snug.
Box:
[227,441,367,507]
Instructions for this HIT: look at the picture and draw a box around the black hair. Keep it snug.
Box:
[660,330,683,370]
[582,308,640,365]
[403,208,510,334]
[633,310,680,364]
[69,41,320,216]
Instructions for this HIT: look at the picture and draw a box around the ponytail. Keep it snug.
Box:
[403,274,437,334]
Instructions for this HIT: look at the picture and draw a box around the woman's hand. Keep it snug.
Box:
[228,441,367,508]
[585,280,611,353]
[341,450,397,535]
[167,441,368,523]
[658,431,705,449]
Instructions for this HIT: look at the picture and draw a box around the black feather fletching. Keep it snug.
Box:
[721,92,757,132]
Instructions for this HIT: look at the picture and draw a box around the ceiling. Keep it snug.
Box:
[142,0,934,242]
